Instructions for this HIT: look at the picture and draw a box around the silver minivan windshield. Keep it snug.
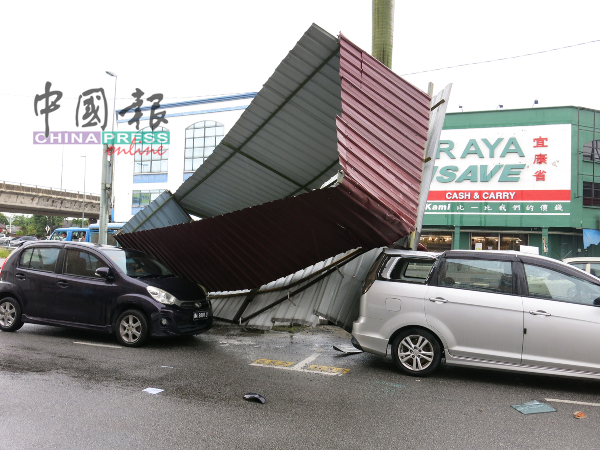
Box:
[101,249,173,278]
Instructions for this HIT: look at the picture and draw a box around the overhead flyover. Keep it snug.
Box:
[117,24,433,292]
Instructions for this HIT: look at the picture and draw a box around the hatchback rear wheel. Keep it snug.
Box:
[391,328,441,376]
[0,298,23,332]
[116,310,148,347]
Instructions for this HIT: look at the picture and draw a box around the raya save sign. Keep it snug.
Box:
[426,124,571,217]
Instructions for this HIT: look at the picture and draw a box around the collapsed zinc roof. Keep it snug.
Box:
[116,24,431,292]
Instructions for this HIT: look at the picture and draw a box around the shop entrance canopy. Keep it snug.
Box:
[116,24,432,292]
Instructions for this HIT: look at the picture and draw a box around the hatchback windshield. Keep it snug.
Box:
[102,249,173,278]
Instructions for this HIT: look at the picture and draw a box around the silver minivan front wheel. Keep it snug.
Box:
[392,328,442,376]
[115,310,149,347]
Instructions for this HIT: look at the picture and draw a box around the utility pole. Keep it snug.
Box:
[100,71,118,245]
[99,144,111,244]
[81,155,87,224]
[372,0,395,69]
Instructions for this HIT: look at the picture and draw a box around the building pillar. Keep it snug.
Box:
[542,227,549,256]
[453,226,461,250]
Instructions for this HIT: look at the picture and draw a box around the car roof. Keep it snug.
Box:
[384,248,442,258]
[386,248,576,265]
[20,241,123,251]
[563,257,600,263]
[88,223,124,230]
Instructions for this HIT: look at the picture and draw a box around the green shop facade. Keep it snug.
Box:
[421,106,600,259]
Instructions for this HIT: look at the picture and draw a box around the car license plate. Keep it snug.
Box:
[193,311,207,320]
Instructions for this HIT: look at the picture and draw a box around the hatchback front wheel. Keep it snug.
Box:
[116,310,149,347]
[0,298,23,332]
[391,328,441,376]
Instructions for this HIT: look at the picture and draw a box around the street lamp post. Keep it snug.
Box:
[100,71,118,245]
[6,214,13,235]
[81,155,87,224]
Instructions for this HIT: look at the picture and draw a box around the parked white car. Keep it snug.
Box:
[352,249,600,379]
[563,257,600,278]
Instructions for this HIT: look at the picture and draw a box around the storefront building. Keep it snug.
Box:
[421,106,600,260]
[112,93,256,222]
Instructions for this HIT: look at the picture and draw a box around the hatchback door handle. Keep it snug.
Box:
[429,297,448,303]
[57,281,69,288]
[529,310,551,316]
[15,274,25,280]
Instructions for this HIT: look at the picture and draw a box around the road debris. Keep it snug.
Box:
[574,411,587,419]
[545,398,600,407]
[332,345,363,354]
[511,400,556,415]
[243,393,266,404]
[143,388,164,395]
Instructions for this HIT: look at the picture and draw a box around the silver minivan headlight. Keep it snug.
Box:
[146,286,177,305]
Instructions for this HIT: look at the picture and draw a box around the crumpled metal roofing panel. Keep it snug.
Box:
[210,248,366,330]
[173,24,342,219]
[119,191,191,234]
[313,248,383,331]
[116,25,430,292]
[337,33,429,231]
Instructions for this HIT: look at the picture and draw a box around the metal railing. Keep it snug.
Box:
[0,181,100,201]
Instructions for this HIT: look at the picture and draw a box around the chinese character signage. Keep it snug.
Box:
[425,124,572,227]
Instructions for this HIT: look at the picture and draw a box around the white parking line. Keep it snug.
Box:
[290,353,321,371]
[73,342,123,349]
[250,353,349,376]
[545,398,600,407]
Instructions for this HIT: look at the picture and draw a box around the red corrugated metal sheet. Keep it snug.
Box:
[337,34,430,230]
[116,33,430,292]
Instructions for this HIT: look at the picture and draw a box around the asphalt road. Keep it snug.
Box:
[2,323,600,450]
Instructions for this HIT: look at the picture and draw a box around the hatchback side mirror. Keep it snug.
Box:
[95,267,114,279]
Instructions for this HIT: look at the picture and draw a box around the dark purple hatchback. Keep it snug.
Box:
[0,242,213,346]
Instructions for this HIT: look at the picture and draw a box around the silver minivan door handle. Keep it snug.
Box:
[529,310,551,316]
[429,297,448,303]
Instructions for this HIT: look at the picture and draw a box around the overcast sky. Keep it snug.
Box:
[1,0,599,199]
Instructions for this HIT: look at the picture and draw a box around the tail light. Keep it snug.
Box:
[0,257,8,277]
[0,249,17,278]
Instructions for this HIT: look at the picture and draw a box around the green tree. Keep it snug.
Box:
[12,215,29,227]
[20,215,66,237]
[70,218,89,227]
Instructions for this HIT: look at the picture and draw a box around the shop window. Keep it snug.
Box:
[420,233,452,252]
[583,140,600,162]
[583,181,600,206]
[471,233,499,250]
[500,234,528,251]
[184,120,224,173]
[132,190,165,208]
[133,126,169,174]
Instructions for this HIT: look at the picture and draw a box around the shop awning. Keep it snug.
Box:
[116,24,431,292]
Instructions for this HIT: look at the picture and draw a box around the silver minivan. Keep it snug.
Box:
[352,249,600,379]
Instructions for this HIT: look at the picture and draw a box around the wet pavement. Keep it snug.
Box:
[2,323,600,449]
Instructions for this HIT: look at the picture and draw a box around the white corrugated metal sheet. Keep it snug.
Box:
[119,191,191,234]
[174,24,342,218]
[413,84,453,241]
[210,247,382,331]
